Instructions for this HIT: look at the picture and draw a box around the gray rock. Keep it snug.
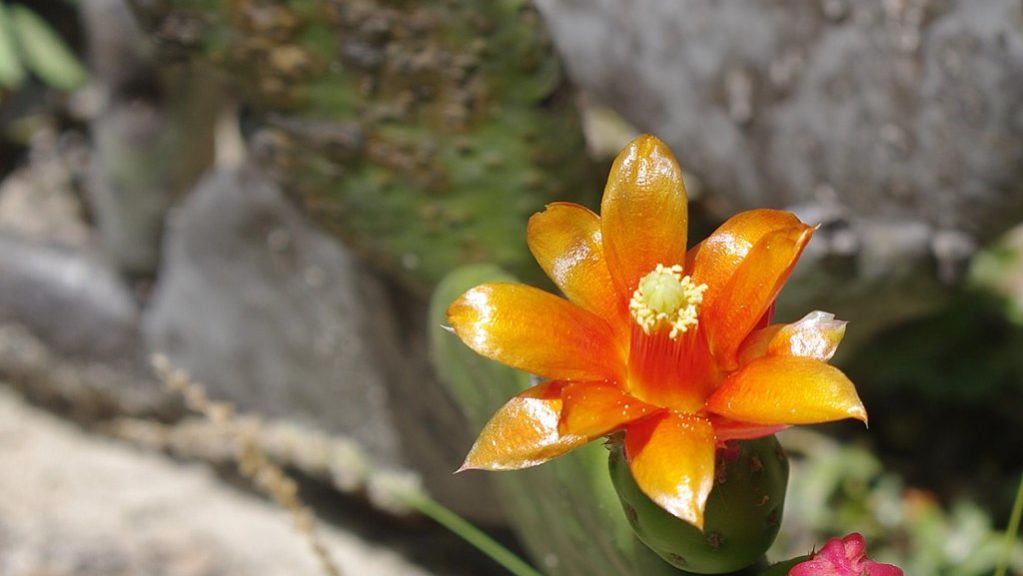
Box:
[780,209,952,353]
[145,165,401,461]
[0,156,91,247]
[0,233,140,362]
[144,165,500,522]
[0,386,436,576]
[536,0,1023,241]
[0,128,138,363]
[536,0,1023,344]
[0,125,168,418]
[82,0,218,275]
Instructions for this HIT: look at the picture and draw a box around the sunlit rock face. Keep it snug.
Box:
[536,0,1023,345]
[536,0,1023,241]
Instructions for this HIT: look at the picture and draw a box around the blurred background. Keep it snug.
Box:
[1,0,1022,574]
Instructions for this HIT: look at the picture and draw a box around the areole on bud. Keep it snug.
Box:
[608,434,789,575]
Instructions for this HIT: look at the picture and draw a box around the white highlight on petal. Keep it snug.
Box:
[550,233,596,287]
[787,311,846,360]
[464,288,494,351]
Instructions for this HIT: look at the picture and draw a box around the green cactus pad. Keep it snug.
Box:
[609,435,789,574]
[131,0,597,294]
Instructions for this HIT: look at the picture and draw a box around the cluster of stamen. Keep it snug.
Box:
[629,264,708,340]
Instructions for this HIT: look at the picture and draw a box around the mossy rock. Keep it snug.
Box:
[131,0,597,293]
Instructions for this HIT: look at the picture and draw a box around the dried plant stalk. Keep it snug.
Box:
[151,354,342,576]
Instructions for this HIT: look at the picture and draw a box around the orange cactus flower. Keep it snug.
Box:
[447,135,866,529]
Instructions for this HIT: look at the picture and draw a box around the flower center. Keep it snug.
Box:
[629,264,708,340]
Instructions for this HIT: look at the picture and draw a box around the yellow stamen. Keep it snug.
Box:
[629,264,708,339]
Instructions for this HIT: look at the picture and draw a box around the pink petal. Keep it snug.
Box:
[790,533,904,576]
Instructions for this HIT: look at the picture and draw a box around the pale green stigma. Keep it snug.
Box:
[629,264,708,339]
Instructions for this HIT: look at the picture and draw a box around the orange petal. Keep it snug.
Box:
[624,412,716,528]
[600,135,689,300]
[559,381,659,437]
[626,324,720,414]
[447,283,623,381]
[527,203,627,332]
[460,381,588,471]
[705,356,868,426]
[708,415,787,444]
[737,311,847,366]
[701,224,814,370]
[690,209,805,309]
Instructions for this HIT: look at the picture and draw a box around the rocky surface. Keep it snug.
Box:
[0,385,436,576]
[0,233,140,362]
[0,134,168,418]
[0,128,498,525]
[0,128,134,362]
[536,0,1023,243]
[143,164,500,522]
[533,0,1022,337]
[0,151,91,247]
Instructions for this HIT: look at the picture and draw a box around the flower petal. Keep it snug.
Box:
[705,356,868,426]
[700,224,814,370]
[708,415,787,444]
[527,202,627,332]
[447,283,623,381]
[559,381,660,437]
[460,381,588,471]
[737,311,847,366]
[790,533,905,576]
[626,325,720,414]
[689,209,805,313]
[600,135,689,300]
[624,412,715,528]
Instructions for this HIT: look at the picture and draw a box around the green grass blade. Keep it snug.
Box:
[409,493,544,576]
[10,5,87,90]
[0,2,27,88]
[995,472,1023,576]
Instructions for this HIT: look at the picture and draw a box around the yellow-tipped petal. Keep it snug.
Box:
[738,311,847,366]
[624,412,716,528]
[705,356,868,426]
[527,202,627,333]
[601,135,689,300]
[447,283,623,382]
[460,381,588,471]
[558,382,659,438]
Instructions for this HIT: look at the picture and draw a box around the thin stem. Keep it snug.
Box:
[995,472,1023,576]
[407,494,543,576]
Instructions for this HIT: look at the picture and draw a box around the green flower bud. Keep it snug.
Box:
[608,435,789,574]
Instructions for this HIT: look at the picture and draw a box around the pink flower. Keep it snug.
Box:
[790,533,903,576]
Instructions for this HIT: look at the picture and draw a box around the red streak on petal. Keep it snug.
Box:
[625,323,719,414]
